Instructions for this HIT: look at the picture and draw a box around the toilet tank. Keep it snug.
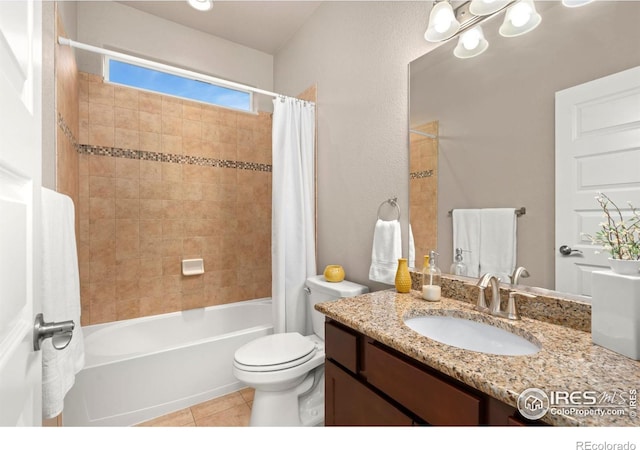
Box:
[305,275,369,340]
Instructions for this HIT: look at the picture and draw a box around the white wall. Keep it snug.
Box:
[76,1,275,111]
[274,2,435,290]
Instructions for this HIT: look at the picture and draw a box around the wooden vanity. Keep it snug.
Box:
[325,319,539,426]
[315,287,640,427]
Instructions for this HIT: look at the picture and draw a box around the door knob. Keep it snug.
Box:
[33,313,75,351]
[559,245,583,256]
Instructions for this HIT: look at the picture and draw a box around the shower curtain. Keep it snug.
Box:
[271,96,317,334]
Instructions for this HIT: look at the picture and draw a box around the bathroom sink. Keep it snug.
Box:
[403,315,541,356]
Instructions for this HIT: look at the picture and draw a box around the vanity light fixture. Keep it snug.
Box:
[561,0,594,7]
[426,0,592,59]
[187,0,213,12]
[424,1,461,42]
[499,0,541,37]
[469,0,511,16]
[454,25,489,58]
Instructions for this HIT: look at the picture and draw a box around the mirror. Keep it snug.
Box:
[409,1,640,295]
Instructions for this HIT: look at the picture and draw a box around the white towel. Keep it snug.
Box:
[479,208,517,283]
[452,209,481,277]
[369,219,402,285]
[41,188,85,419]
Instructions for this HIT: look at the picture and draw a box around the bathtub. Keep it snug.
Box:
[62,298,273,426]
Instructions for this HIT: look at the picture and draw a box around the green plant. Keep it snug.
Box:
[582,192,640,260]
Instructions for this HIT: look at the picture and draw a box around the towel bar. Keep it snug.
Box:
[377,197,401,221]
[448,207,526,217]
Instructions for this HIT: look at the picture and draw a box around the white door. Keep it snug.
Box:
[0,0,43,425]
[555,65,640,299]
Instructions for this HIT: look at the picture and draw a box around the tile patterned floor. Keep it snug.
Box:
[136,388,254,427]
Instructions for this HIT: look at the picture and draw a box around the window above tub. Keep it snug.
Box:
[104,57,254,113]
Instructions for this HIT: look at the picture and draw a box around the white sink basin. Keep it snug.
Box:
[404,315,541,356]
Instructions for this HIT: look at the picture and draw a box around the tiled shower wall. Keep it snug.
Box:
[55,14,79,227]
[409,121,438,267]
[76,72,272,325]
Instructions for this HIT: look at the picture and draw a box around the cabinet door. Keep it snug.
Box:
[325,360,413,426]
[364,341,481,425]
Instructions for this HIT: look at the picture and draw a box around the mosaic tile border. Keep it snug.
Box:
[57,112,272,173]
[77,144,272,172]
[57,112,78,149]
[410,170,434,179]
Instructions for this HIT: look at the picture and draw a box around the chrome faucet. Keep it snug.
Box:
[476,273,502,316]
[475,273,534,320]
[510,266,530,285]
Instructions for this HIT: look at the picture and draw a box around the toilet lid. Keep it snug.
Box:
[234,333,316,371]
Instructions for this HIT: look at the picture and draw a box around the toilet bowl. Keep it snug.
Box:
[232,275,368,426]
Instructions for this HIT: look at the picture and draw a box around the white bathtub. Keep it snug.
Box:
[62,298,273,426]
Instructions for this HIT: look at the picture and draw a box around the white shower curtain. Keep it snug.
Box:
[272,96,317,334]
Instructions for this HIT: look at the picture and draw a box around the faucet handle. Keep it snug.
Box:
[506,291,537,320]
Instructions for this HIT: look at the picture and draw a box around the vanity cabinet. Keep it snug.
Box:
[324,319,543,426]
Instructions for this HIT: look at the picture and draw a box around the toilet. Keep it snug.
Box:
[232,275,368,426]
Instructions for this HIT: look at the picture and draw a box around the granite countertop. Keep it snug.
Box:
[315,289,640,426]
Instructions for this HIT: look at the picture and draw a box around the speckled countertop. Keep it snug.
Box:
[315,289,640,427]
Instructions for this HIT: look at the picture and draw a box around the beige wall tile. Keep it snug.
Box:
[139,92,162,114]
[115,198,140,220]
[115,178,139,199]
[116,297,140,320]
[89,124,115,147]
[182,119,201,140]
[114,107,139,131]
[140,131,161,152]
[116,238,140,261]
[183,138,203,157]
[162,134,182,154]
[89,197,116,220]
[183,103,201,121]
[140,180,164,200]
[89,102,114,127]
[139,111,162,133]
[114,86,139,110]
[116,258,140,282]
[116,158,140,179]
[75,75,276,324]
[139,258,163,278]
[89,176,115,198]
[115,129,140,150]
[162,115,183,136]
[162,97,183,117]
[88,81,114,106]
[140,160,162,181]
[162,182,183,201]
[162,163,182,182]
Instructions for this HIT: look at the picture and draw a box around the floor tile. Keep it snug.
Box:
[239,387,254,404]
[190,391,247,421]
[194,403,251,427]
[136,408,194,427]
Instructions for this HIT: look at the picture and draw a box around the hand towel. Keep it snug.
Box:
[479,208,517,283]
[452,209,481,277]
[369,219,402,285]
[41,188,85,419]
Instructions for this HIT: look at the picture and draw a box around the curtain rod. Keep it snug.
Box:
[57,37,309,103]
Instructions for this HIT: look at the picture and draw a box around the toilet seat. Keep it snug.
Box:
[234,332,317,372]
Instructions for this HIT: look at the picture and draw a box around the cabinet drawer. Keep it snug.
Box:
[364,341,481,425]
[325,320,358,374]
[325,360,414,426]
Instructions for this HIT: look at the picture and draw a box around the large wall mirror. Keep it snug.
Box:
[409,1,640,296]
